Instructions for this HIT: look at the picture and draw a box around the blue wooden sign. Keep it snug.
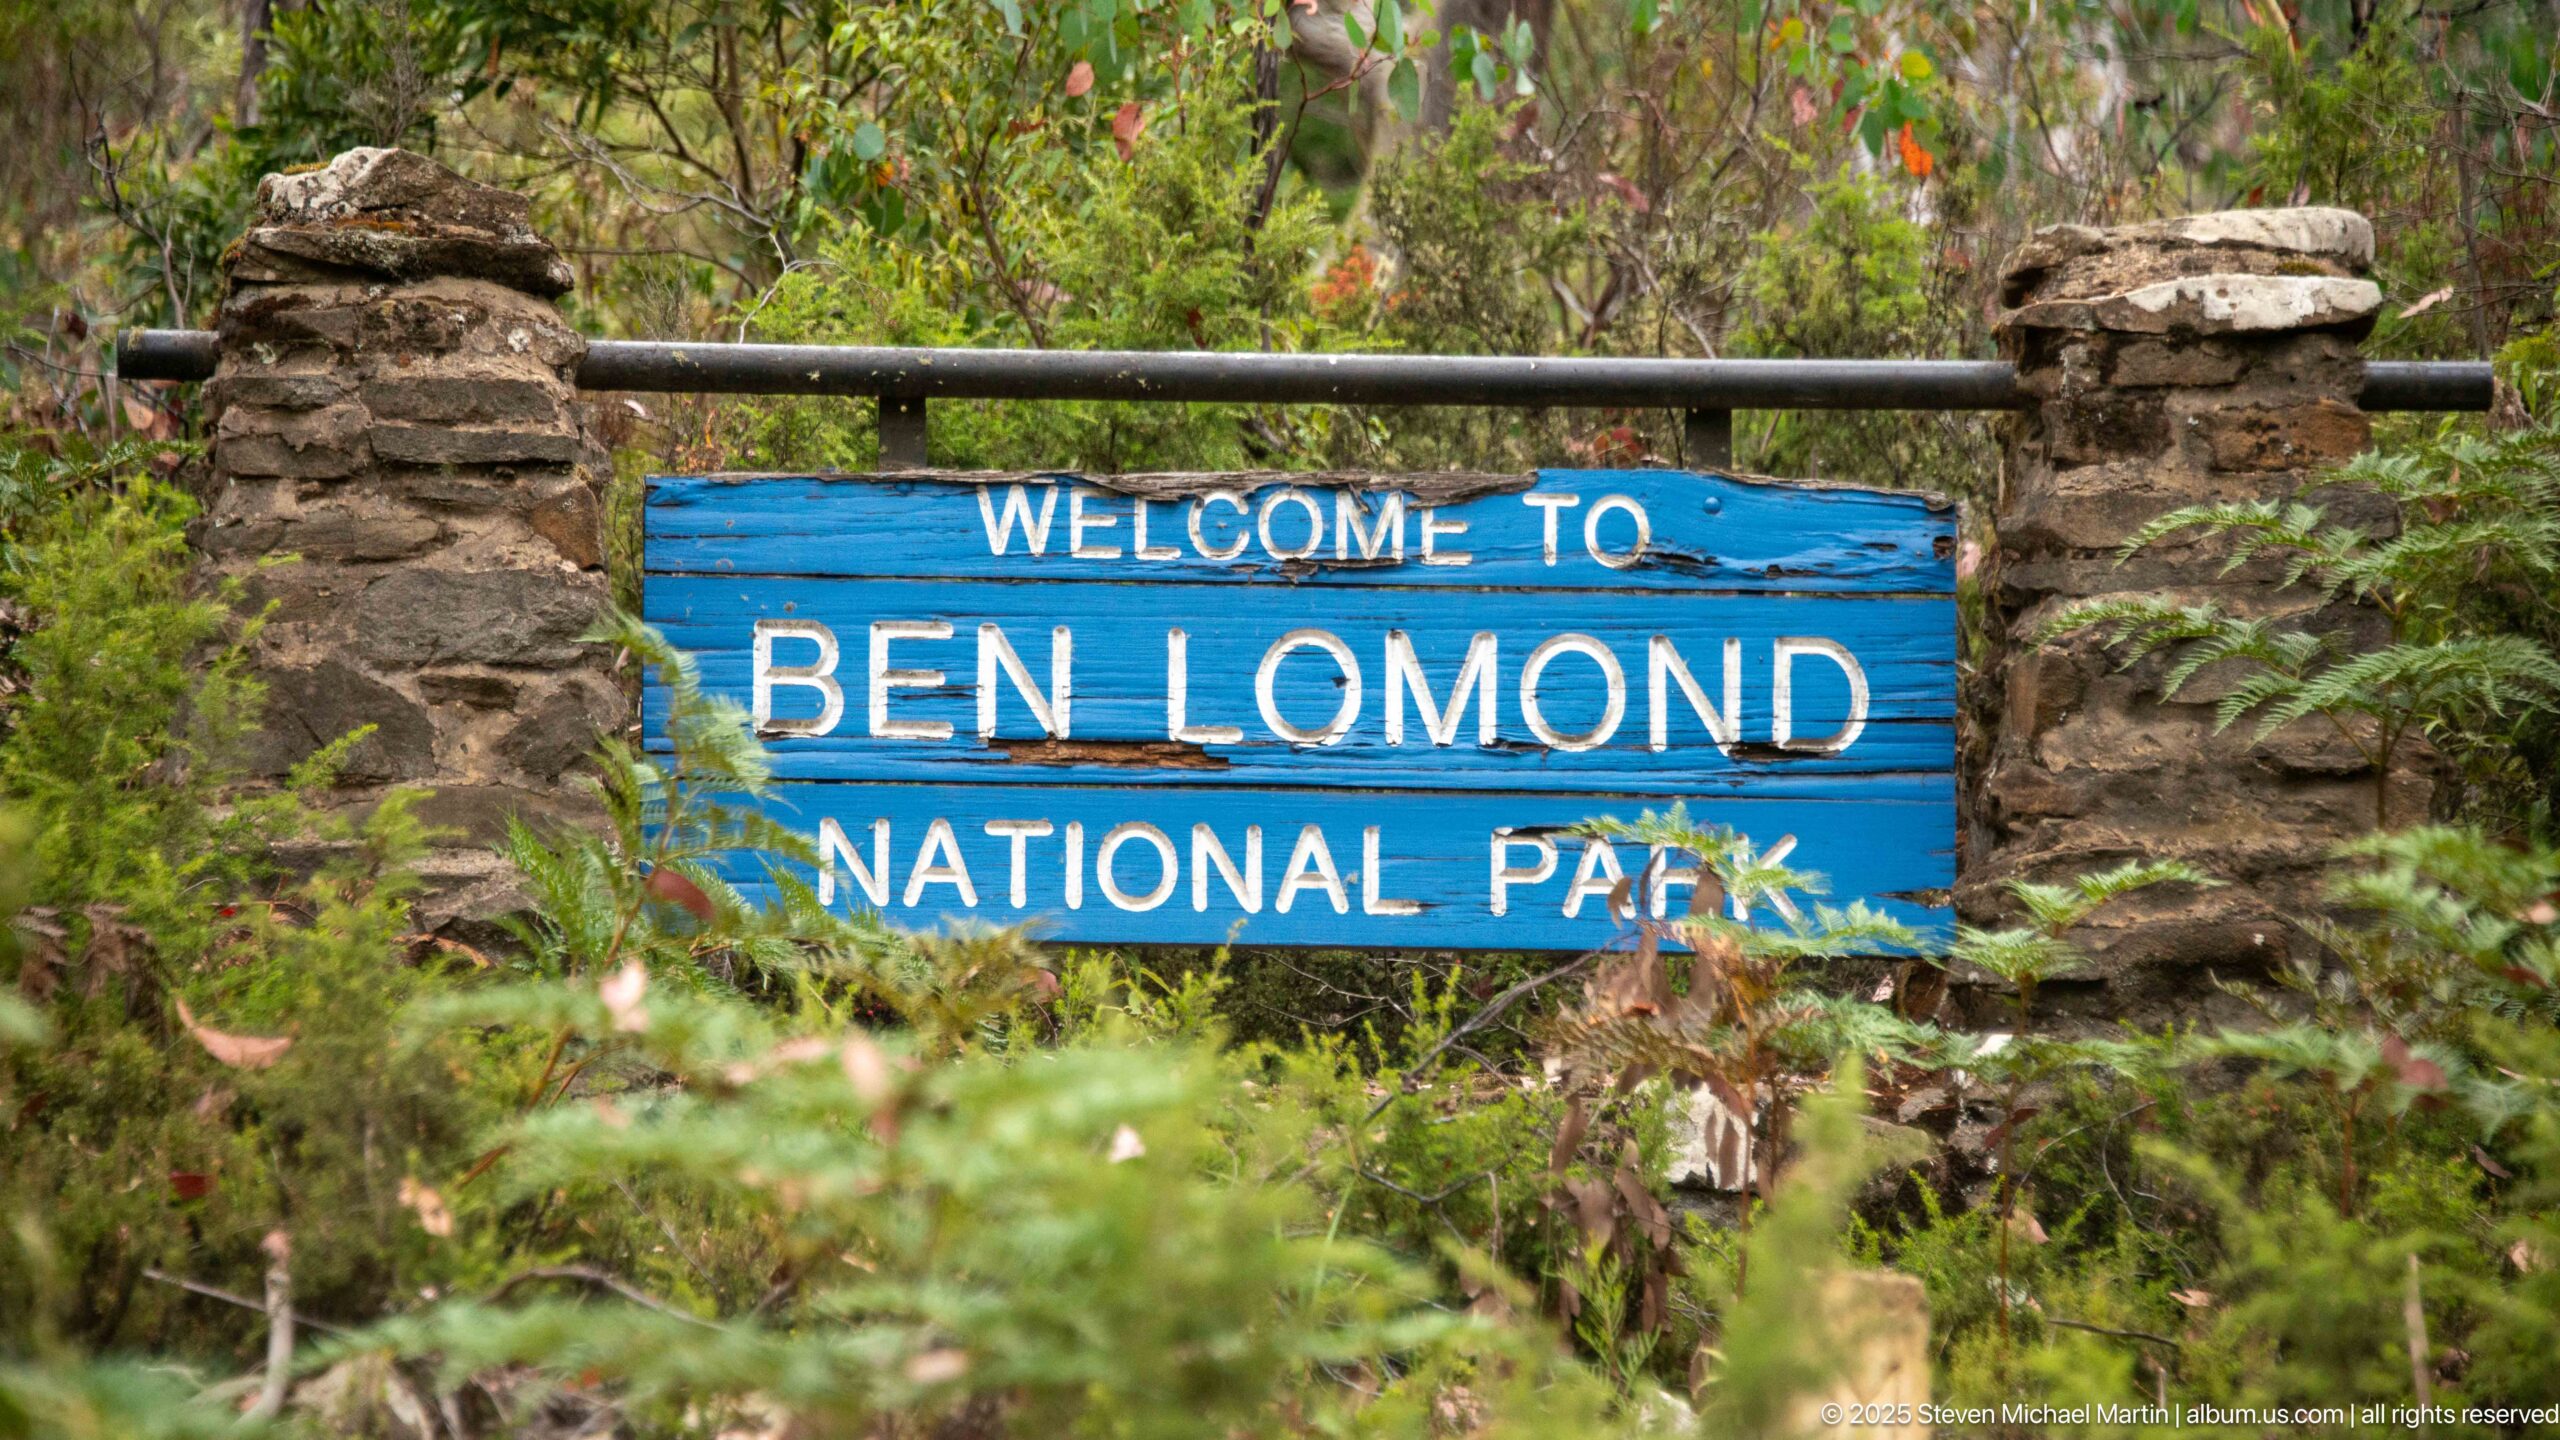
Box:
[643,469,1955,949]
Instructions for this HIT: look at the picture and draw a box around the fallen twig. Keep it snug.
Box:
[141,1267,351,1337]
[2046,1316,2180,1349]
[485,1265,723,1331]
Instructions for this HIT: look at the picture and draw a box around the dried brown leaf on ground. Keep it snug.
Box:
[174,996,293,1069]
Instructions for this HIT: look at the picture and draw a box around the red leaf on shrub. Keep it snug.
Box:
[1111,102,1147,160]
[2381,1032,2448,1092]
[169,1171,214,1202]
[1064,61,1094,97]
[1548,1099,1591,1175]
[645,867,716,921]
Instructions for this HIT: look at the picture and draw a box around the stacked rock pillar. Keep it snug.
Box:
[1968,208,2427,1020]
[198,148,624,934]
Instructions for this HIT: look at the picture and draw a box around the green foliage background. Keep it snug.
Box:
[1,0,2558,1433]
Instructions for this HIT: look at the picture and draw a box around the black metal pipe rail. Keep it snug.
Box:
[114,328,2494,468]
[114,329,2493,410]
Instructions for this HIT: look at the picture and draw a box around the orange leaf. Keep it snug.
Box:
[1111,102,1147,160]
[398,1176,455,1237]
[174,998,293,1069]
[906,1349,970,1384]
[841,1034,894,1103]
[1064,60,1094,97]
[1898,122,1935,179]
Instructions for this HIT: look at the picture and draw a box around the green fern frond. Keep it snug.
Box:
[2112,498,2334,568]
[2243,634,2560,741]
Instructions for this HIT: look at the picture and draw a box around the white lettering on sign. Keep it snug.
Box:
[1519,633,1626,752]
[1384,630,1499,747]
[977,483,1059,555]
[1419,506,1471,566]
[1584,494,1650,568]
[1069,486,1122,559]
[1362,826,1420,916]
[1335,491,1406,561]
[905,817,977,906]
[816,817,889,907]
[1649,635,1740,755]
[749,618,1873,758]
[751,618,843,736]
[868,620,953,741]
[984,818,1054,906]
[654,468,1955,948]
[1488,829,1557,917]
[1523,492,1579,564]
[1165,628,1245,744]
[1773,637,1870,753]
[1258,487,1325,560]
[803,816,1835,928]
[1256,628,1363,746]
[963,481,1674,575]
[1645,845,1701,918]
[1277,825,1349,914]
[1563,835,1624,918]
[1133,498,1180,560]
[1188,489,1249,560]
[976,623,1072,740]
[1099,822,1178,911]
[1193,823,1264,912]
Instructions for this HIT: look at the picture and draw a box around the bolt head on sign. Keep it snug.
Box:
[642,468,1954,950]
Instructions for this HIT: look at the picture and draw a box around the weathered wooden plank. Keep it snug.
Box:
[700,781,1954,949]
[642,465,1960,947]
[645,469,1955,593]
[641,578,1953,793]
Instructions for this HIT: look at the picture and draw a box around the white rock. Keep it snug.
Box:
[2116,273,2381,332]
[2154,207,2374,265]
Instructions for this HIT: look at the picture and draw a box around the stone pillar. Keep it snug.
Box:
[198,147,624,934]
[1967,208,2425,1019]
